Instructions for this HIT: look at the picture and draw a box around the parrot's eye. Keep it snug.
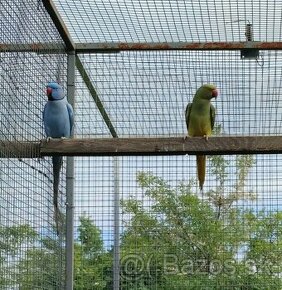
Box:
[212,89,218,98]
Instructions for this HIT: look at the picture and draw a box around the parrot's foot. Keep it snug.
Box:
[203,135,209,141]
[183,135,189,141]
[46,137,52,143]
[60,136,66,140]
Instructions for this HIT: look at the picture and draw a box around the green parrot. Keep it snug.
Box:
[185,84,218,190]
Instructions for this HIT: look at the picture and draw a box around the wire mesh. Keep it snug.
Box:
[73,50,282,289]
[54,0,282,43]
[73,154,282,289]
[76,50,282,137]
[1,0,282,289]
[0,1,67,289]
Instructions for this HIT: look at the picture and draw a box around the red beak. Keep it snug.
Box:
[46,87,52,96]
[212,89,218,98]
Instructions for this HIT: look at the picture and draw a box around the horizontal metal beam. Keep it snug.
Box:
[0,43,65,53]
[1,136,282,158]
[75,41,282,53]
[1,41,282,53]
[42,0,75,51]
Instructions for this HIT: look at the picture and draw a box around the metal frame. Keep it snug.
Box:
[0,42,65,53]
[113,157,120,290]
[42,0,75,51]
[75,56,118,138]
[41,2,76,289]
[2,41,282,53]
[75,41,282,53]
[66,51,76,290]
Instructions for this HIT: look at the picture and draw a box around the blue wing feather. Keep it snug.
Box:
[66,103,74,135]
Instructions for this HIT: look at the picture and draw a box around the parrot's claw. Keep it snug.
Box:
[204,135,209,141]
[46,137,52,143]
[60,136,66,140]
[183,135,189,141]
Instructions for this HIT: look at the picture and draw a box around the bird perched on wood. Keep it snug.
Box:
[185,84,218,191]
[43,82,74,235]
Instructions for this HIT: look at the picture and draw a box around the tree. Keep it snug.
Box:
[74,216,112,289]
[17,234,66,289]
[0,224,37,288]
[16,216,112,289]
[1,153,281,289]
[119,154,282,289]
[240,211,282,289]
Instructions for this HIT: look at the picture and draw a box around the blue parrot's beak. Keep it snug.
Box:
[46,87,53,100]
[46,87,52,97]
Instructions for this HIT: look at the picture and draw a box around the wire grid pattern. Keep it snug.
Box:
[1,0,282,289]
[74,50,282,288]
[73,154,282,289]
[1,1,67,288]
[54,0,282,43]
[76,50,282,138]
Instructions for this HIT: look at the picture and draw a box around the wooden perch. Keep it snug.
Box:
[1,136,282,158]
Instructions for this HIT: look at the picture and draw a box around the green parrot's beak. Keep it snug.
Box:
[212,89,218,99]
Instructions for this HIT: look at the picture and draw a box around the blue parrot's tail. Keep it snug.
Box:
[52,156,63,236]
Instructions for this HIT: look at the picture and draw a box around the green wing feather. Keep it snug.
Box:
[185,103,192,130]
[210,104,216,131]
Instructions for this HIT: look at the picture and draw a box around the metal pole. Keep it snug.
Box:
[66,51,75,290]
[113,156,120,290]
[42,0,75,51]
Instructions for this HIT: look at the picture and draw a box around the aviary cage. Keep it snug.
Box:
[1,0,282,289]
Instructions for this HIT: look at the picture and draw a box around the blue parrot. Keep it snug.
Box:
[43,82,74,235]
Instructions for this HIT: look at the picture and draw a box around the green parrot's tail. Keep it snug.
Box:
[196,155,206,190]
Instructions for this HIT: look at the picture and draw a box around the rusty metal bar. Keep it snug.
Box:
[1,41,282,53]
[0,42,65,53]
[75,41,282,53]
[42,0,75,51]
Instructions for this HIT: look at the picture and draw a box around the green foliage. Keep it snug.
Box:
[0,217,111,289]
[17,234,66,289]
[74,216,112,289]
[0,224,37,287]
[1,151,281,289]
[78,216,104,256]
[244,211,282,277]
[119,153,281,289]
[18,251,62,288]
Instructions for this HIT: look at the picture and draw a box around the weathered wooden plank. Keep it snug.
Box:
[0,141,41,158]
[1,136,282,158]
[40,136,282,156]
